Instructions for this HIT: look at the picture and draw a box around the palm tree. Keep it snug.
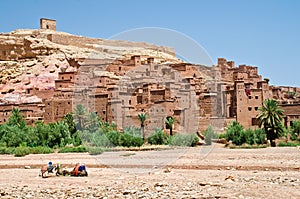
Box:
[73,104,88,131]
[138,113,147,141]
[165,117,175,136]
[62,113,76,135]
[256,99,284,147]
[8,108,26,129]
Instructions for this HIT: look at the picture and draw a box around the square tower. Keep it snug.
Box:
[40,18,56,31]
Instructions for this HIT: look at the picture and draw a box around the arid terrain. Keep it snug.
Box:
[0,144,299,199]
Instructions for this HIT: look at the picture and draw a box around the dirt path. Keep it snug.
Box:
[0,144,299,198]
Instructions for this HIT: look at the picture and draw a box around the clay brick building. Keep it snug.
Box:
[1,53,299,136]
[40,18,56,31]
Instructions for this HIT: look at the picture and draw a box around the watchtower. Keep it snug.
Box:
[40,18,56,31]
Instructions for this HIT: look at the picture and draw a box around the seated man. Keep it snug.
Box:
[47,162,54,173]
[72,163,88,176]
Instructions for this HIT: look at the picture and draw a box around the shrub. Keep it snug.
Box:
[88,147,105,155]
[225,121,245,145]
[218,133,226,139]
[0,147,14,154]
[58,146,88,153]
[168,133,199,147]
[29,146,54,154]
[105,130,120,146]
[253,128,267,145]
[288,120,300,141]
[147,128,168,145]
[14,146,30,157]
[120,126,144,147]
[278,141,300,147]
[224,122,266,146]
[203,125,218,145]
[91,133,114,147]
[120,133,144,147]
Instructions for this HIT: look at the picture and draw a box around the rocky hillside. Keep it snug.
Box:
[0,29,181,103]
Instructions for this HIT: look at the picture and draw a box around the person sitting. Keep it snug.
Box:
[47,162,54,173]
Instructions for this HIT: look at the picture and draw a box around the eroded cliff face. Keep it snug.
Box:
[0,29,181,103]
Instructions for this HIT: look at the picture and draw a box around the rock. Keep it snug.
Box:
[155,186,163,192]
[225,175,235,181]
[163,168,171,173]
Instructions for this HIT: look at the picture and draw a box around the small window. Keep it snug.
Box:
[255,107,258,111]
[46,25,49,29]
[252,118,258,125]
[248,96,252,99]
[129,100,131,105]
[68,102,70,105]
[248,107,252,111]
[62,77,64,80]
[255,96,258,99]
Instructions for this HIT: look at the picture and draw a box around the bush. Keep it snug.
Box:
[225,121,245,145]
[58,146,88,153]
[168,133,199,147]
[253,128,267,145]
[203,125,218,145]
[14,146,30,157]
[0,147,14,154]
[224,122,266,146]
[288,120,300,141]
[120,126,144,147]
[278,141,300,147]
[29,146,54,154]
[88,147,105,155]
[105,130,121,146]
[120,133,144,147]
[147,128,168,145]
[218,133,226,139]
[91,133,114,147]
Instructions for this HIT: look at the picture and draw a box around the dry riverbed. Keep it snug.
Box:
[0,144,299,199]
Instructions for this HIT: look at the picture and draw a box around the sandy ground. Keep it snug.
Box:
[0,144,299,198]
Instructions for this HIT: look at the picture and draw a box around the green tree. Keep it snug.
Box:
[62,113,76,135]
[138,113,147,141]
[165,117,175,136]
[204,125,218,145]
[87,112,101,132]
[257,99,284,147]
[73,104,88,131]
[8,108,26,129]
[289,120,300,141]
[225,121,245,145]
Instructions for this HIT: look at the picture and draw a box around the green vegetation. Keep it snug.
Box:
[0,105,201,156]
[203,125,218,145]
[256,99,284,147]
[277,141,300,147]
[168,133,199,147]
[224,121,266,146]
[120,126,144,147]
[287,120,300,141]
[138,113,147,141]
[165,117,175,136]
[147,128,168,145]
[58,146,88,153]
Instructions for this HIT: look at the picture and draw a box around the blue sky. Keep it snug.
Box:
[1,0,299,86]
